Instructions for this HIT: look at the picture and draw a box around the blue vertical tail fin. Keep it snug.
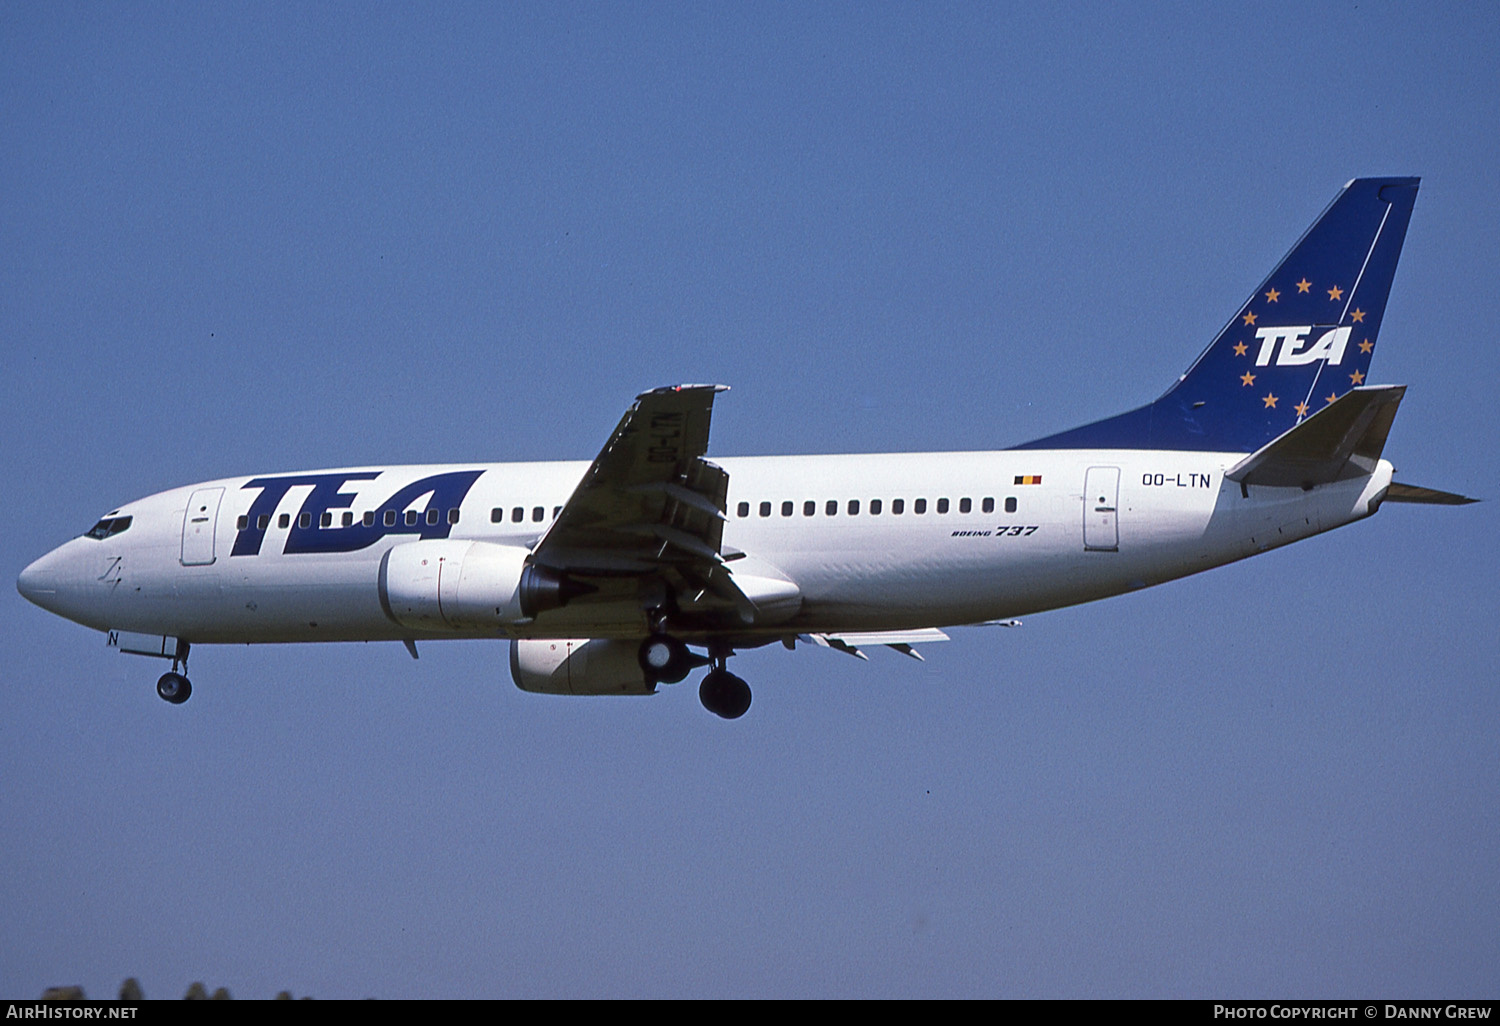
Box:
[1014,177,1419,453]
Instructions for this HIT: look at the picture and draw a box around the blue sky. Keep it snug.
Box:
[3,2,1496,999]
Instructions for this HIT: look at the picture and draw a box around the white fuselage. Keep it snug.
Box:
[18,449,1393,647]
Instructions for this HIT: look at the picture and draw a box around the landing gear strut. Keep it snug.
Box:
[156,648,192,704]
[698,647,751,720]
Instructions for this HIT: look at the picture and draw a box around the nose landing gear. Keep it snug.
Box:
[155,646,192,704]
[156,672,192,704]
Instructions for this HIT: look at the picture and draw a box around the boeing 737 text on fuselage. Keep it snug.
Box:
[17,178,1474,717]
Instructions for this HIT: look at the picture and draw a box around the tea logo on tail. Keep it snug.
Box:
[1252,326,1352,367]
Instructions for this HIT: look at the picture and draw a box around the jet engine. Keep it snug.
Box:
[378,539,582,632]
[509,638,655,696]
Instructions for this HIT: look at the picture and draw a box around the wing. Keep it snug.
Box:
[531,384,730,574]
[528,384,787,626]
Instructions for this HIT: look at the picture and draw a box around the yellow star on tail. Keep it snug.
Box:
[1297,279,1312,293]
[1240,371,1256,386]
[1328,285,1344,300]
[1262,393,1278,408]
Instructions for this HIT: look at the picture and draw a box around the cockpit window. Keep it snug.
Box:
[83,516,133,540]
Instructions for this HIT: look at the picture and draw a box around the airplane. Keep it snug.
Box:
[16,177,1475,718]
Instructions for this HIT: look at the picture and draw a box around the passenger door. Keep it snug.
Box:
[1083,467,1119,552]
[180,487,224,566]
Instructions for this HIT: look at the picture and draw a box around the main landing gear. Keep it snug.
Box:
[636,633,750,719]
[698,664,751,720]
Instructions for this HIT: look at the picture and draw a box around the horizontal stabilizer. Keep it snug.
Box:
[1226,385,1404,488]
[1383,482,1478,505]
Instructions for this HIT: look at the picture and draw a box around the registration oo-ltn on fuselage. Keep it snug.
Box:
[16,178,1474,718]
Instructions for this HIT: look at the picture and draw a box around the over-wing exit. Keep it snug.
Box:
[18,178,1474,718]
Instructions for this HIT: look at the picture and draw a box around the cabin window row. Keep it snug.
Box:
[489,506,563,524]
[237,508,464,531]
[736,496,1019,518]
[235,496,1019,531]
[234,504,570,532]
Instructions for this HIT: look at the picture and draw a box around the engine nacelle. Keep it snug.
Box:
[509,638,655,696]
[379,540,577,632]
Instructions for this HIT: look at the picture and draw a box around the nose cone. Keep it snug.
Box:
[19,537,123,631]
[18,544,77,619]
[17,552,58,607]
